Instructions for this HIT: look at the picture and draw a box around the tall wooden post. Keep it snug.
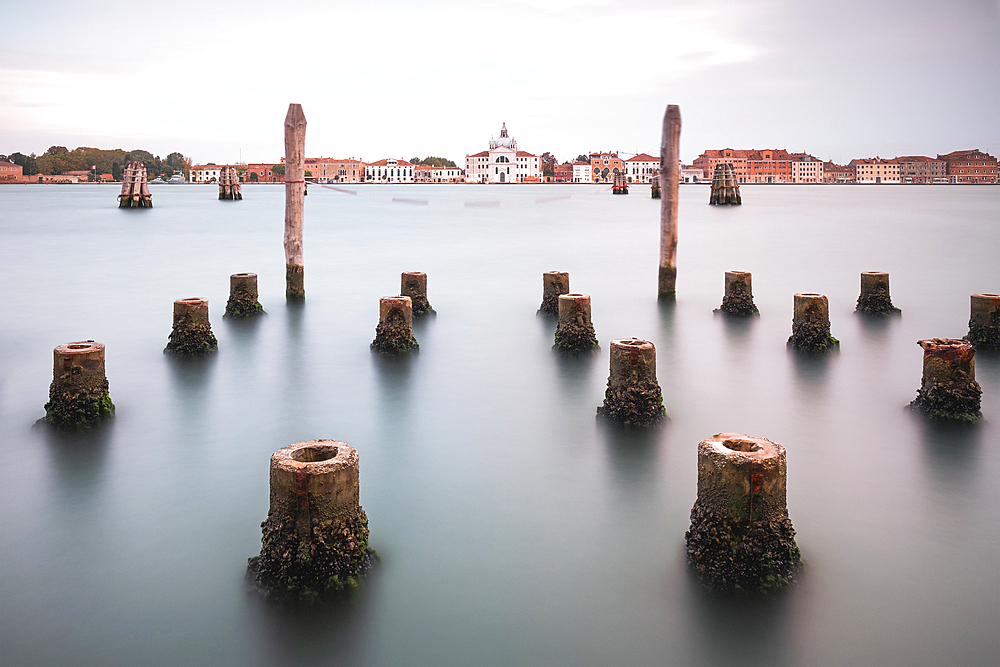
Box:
[284,104,307,301]
[658,105,681,300]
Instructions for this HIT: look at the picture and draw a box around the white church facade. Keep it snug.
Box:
[465,123,540,183]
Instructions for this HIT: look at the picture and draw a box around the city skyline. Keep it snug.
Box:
[2,0,998,166]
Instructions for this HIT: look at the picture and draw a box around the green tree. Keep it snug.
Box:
[304,170,312,177]
[409,157,422,165]
[540,151,557,176]
[8,152,39,175]
[111,162,122,181]
[271,164,285,176]
[575,154,589,163]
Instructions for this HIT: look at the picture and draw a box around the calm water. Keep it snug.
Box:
[1,183,997,666]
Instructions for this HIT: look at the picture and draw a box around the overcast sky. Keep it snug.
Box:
[1,0,997,165]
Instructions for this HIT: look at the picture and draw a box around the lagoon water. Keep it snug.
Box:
[0,183,998,665]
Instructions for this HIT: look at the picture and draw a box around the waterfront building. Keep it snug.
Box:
[0,161,24,183]
[365,158,415,183]
[572,162,593,183]
[244,163,284,183]
[625,153,658,183]
[937,149,998,184]
[694,149,823,184]
[552,163,573,182]
[693,149,751,181]
[789,153,824,183]
[823,162,855,183]
[190,164,236,183]
[414,164,464,183]
[680,165,704,183]
[464,123,540,183]
[303,158,364,183]
[896,156,948,184]
[851,158,900,184]
[589,151,625,183]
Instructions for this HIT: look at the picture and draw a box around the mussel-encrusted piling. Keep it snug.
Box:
[965,293,999,351]
[400,272,434,316]
[910,338,982,421]
[715,271,758,316]
[554,293,598,353]
[41,341,115,430]
[538,271,570,316]
[597,338,666,426]
[371,296,418,354]
[247,440,377,603]
[118,161,152,208]
[685,433,801,594]
[651,169,660,199]
[612,172,629,194]
[855,271,899,315]
[219,166,242,200]
[787,293,839,352]
[165,297,218,356]
[225,273,264,318]
[709,163,741,205]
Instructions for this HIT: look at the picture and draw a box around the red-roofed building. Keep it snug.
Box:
[625,153,658,183]
[0,161,24,183]
[365,158,415,183]
[464,123,540,183]
[694,149,824,183]
[850,158,900,184]
[589,151,624,183]
[823,162,854,184]
[414,164,464,183]
[896,156,947,184]
[937,150,997,184]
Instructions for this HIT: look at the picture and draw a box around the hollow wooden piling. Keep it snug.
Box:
[911,338,982,421]
[225,273,263,318]
[538,271,570,315]
[165,297,218,356]
[118,161,152,208]
[554,293,598,352]
[658,105,681,300]
[219,166,242,200]
[41,341,115,430]
[787,293,838,352]
[965,293,1000,350]
[855,271,899,315]
[284,104,307,301]
[597,338,666,425]
[709,163,741,205]
[371,296,417,354]
[715,270,758,316]
[401,272,434,315]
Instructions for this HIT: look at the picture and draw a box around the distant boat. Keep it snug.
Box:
[167,172,187,184]
[149,177,166,184]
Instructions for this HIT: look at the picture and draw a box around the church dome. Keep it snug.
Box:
[489,122,516,150]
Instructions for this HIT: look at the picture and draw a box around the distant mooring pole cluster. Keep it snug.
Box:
[284,104,307,301]
[118,161,152,208]
[650,169,660,199]
[218,166,242,200]
[709,163,741,205]
[658,105,681,300]
[612,172,628,195]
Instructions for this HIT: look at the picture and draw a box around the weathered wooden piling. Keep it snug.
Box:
[715,271,759,316]
[371,296,418,354]
[855,271,899,315]
[658,105,681,300]
[709,163,742,205]
[284,104,307,301]
[41,341,114,430]
[910,338,982,421]
[685,433,801,594]
[554,293,598,352]
[400,272,434,316]
[538,271,570,315]
[965,293,1000,351]
[164,297,218,356]
[247,440,377,603]
[118,161,152,208]
[612,172,629,194]
[787,293,839,352]
[219,166,242,200]
[225,273,264,318]
[650,169,661,199]
[596,338,666,425]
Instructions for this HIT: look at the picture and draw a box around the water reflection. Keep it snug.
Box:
[598,417,663,493]
[718,313,756,348]
[916,415,983,488]
[553,346,600,402]
[371,352,416,415]
[39,421,114,495]
[855,310,900,342]
[223,314,264,356]
[166,352,218,419]
[789,348,835,400]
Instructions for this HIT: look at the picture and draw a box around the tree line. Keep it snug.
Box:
[1,146,191,181]
[408,156,457,167]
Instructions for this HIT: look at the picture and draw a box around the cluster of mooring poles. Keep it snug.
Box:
[40,101,996,602]
[118,161,152,208]
[218,166,242,200]
[709,163,742,205]
[612,172,629,194]
[650,169,661,199]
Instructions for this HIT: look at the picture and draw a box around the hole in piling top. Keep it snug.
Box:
[975,293,998,298]
[564,293,584,298]
[291,444,339,463]
[722,438,762,453]
[862,271,888,276]
[618,338,648,346]
[233,272,251,278]
[796,293,822,298]
[66,344,91,350]
[180,297,203,303]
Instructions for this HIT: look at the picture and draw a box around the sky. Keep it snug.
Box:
[1,0,998,166]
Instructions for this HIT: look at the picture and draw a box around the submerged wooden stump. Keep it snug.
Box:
[538,271,569,316]
[554,293,598,353]
[247,440,377,603]
[401,272,434,316]
[787,293,838,353]
[715,271,758,316]
[685,433,801,594]
[597,338,666,426]
[118,161,152,208]
[965,293,1000,351]
[165,297,218,356]
[709,163,741,205]
[225,273,263,318]
[41,341,115,430]
[371,296,417,355]
[855,271,899,315]
[910,338,982,421]
[219,166,242,200]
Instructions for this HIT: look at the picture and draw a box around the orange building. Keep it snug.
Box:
[0,161,24,183]
[937,149,997,184]
[694,149,823,183]
[300,157,365,183]
[896,156,947,184]
[823,162,854,183]
[589,151,624,183]
[243,164,284,183]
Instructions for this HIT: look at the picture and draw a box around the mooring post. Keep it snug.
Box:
[716,270,758,316]
[225,273,264,318]
[650,169,660,199]
[710,163,742,205]
[658,105,681,300]
[165,297,218,356]
[596,338,666,425]
[554,293,598,352]
[855,271,899,315]
[284,103,307,301]
[219,166,243,200]
[371,296,418,354]
[118,161,152,208]
[401,272,434,315]
[910,338,982,421]
[685,433,801,593]
[247,439,376,602]
[965,293,1000,350]
[41,341,115,430]
[787,293,839,352]
[538,271,570,315]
